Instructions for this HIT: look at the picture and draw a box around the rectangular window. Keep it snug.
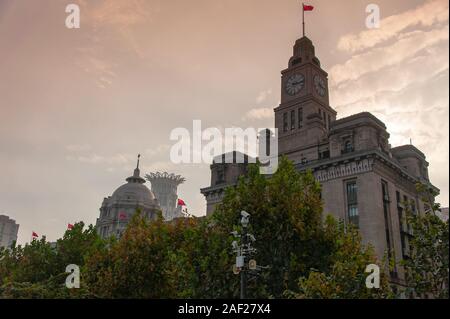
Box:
[328,114,331,129]
[283,112,288,132]
[101,226,108,238]
[411,200,417,215]
[397,191,407,258]
[403,195,413,234]
[382,180,397,277]
[342,139,354,154]
[290,110,295,130]
[401,232,412,260]
[346,181,358,226]
[382,182,391,250]
[298,108,303,128]
[216,167,225,185]
[319,149,330,159]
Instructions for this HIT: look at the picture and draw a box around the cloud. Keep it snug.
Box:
[337,0,449,53]
[243,107,273,120]
[81,0,151,29]
[145,144,171,158]
[329,1,449,207]
[66,145,173,171]
[256,89,272,104]
[75,49,118,89]
[65,144,92,152]
[67,153,131,165]
[141,161,179,173]
[73,0,153,88]
[331,40,449,110]
[330,25,449,87]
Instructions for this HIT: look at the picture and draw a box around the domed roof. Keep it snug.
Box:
[110,155,157,206]
[112,182,156,204]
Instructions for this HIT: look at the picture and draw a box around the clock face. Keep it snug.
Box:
[285,73,305,96]
[314,75,326,97]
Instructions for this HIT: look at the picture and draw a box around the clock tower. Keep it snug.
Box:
[274,36,337,164]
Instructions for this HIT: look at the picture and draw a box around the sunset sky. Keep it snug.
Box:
[0,0,448,244]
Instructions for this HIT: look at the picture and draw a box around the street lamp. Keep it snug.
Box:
[241,210,250,228]
[231,210,252,299]
[232,212,268,299]
[240,211,249,299]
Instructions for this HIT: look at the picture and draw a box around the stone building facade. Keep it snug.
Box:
[0,214,19,248]
[96,157,161,239]
[201,152,254,215]
[201,36,439,286]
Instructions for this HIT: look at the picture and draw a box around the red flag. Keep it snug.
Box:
[32,231,38,238]
[303,4,314,11]
[67,223,74,230]
[118,212,127,220]
[177,198,186,206]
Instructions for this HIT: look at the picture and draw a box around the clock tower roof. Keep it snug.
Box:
[288,36,321,69]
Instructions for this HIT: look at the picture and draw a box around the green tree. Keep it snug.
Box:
[401,184,449,298]
[0,156,396,299]
[209,157,327,298]
[83,212,177,298]
[163,216,238,298]
[290,216,392,299]
[0,237,57,285]
[82,210,237,298]
[55,222,104,272]
[0,222,102,298]
[80,157,339,298]
[209,156,393,298]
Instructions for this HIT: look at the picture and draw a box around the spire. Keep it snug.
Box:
[287,3,318,68]
[133,154,141,178]
[126,154,145,184]
[136,154,141,169]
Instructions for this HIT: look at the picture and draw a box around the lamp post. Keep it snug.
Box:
[232,211,251,299]
[232,212,268,299]
[240,214,248,299]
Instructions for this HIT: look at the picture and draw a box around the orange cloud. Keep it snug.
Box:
[338,0,449,53]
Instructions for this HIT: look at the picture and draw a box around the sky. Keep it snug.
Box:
[0,0,448,245]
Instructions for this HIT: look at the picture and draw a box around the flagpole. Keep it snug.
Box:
[302,2,305,37]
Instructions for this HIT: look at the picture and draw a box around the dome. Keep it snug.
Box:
[110,155,157,206]
[97,154,161,240]
[111,182,156,205]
